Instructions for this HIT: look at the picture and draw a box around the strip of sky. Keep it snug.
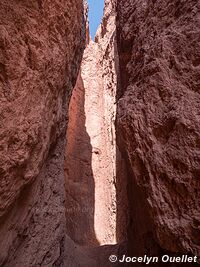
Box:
[88,0,104,40]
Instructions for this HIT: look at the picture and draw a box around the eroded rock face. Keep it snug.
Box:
[0,0,85,265]
[65,0,128,247]
[116,0,200,259]
[0,0,85,217]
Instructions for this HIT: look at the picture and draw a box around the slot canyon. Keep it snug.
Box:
[0,0,199,266]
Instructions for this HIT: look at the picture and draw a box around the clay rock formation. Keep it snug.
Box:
[1,0,199,265]
[95,0,128,244]
[0,0,85,217]
[0,0,86,265]
[116,0,200,258]
[65,0,127,247]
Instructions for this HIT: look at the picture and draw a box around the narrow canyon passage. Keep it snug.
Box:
[65,0,200,265]
[0,0,199,266]
[65,2,127,247]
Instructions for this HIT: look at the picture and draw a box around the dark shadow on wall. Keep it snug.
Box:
[64,72,99,246]
[115,134,129,245]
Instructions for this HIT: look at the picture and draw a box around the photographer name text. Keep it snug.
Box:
[109,254,198,264]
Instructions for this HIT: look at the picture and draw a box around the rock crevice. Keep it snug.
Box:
[0,0,199,266]
[65,0,128,247]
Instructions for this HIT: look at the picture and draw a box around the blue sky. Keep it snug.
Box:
[88,0,104,39]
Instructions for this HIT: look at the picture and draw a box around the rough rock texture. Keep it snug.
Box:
[95,0,128,244]
[116,0,200,260]
[0,0,86,265]
[65,0,128,248]
[65,70,98,246]
[0,0,85,217]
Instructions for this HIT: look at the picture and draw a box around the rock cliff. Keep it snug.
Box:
[0,0,86,265]
[65,0,127,247]
[116,0,200,261]
[0,0,199,265]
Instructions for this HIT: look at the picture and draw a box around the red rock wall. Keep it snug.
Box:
[2,0,199,265]
[96,0,128,244]
[65,0,128,247]
[0,0,86,265]
[65,70,98,246]
[116,0,200,260]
